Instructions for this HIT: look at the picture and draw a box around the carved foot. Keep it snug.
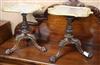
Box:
[83,51,93,58]
[49,56,57,63]
[5,49,14,55]
[40,46,47,52]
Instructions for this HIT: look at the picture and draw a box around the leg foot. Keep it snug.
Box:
[49,56,57,63]
[5,49,14,55]
[83,51,93,58]
[40,46,47,52]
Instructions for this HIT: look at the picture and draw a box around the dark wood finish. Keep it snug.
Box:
[0,14,100,65]
[0,20,12,45]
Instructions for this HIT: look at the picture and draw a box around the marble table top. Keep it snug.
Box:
[48,5,93,17]
[2,3,45,13]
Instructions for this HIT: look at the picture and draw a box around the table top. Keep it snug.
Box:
[48,5,93,17]
[2,3,44,13]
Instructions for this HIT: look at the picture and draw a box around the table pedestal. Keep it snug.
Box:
[5,13,47,55]
[49,16,93,63]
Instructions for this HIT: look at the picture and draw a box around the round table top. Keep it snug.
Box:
[2,3,44,13]
[48,5,93,17]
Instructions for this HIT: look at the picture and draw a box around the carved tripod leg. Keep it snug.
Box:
[5,41,19,55]
[5,34,24,55]
[27,34,47,52]
[71,38,93,58]
[49,38,68,63]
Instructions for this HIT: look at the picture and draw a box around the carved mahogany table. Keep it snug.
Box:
[2,3,47,55]
[48,5,93,63]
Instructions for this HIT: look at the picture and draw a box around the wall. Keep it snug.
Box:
[0,0,100,34]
